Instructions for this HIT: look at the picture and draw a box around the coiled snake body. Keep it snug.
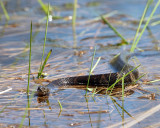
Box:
[37,53,139,97]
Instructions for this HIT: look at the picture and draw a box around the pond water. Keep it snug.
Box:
[0,0,160,128]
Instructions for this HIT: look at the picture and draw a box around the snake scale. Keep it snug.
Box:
[37,52,139,97]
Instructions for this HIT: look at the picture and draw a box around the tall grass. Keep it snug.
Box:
[122,74,125,101]
[38,4,50,78]
[72,0,77,29]
[38,0,50,15]
[130,0,159,52]
[27,22,32,95]
[131,0,153,52]
[85,47,96,95]
[19,88,36,128]
[0,0,10,20]
[122,74,125,125]
[72,0,77,48]
[19,21,33,128]
[101,0,160,52]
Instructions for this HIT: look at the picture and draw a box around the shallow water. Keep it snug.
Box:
[0,0,160,128]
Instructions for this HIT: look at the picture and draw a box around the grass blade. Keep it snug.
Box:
[58,100,62,111]
[19,88,36,128]
[107,64,141,92]
[130,0,160,52]
[38,3,50,78]
[85,47,96,95]
[72,0,77,30]
[122,74,125,101]
[27,21,32,95]
[101,16,129,44]
[58,100,62,117]
[38,49,52,77]
[37,0,48,15]
[131,0,153,52]
[110,97,135,119]
[72,0,77,48]
[91,57,101,73]
[0,0,10,20]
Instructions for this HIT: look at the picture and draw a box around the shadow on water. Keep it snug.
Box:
[0,0,160,128]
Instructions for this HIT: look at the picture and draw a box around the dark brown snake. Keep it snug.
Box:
[37,53,139,97]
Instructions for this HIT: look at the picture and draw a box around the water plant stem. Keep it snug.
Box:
[38,4,49,78]
[131,0,160,52]
[101,16,129,44]
[72,0,77,31]
[130,0,153,52]
[0,0,10,20]
[86,47,96,95]
[72,0,77,48]
[27,21,32,95]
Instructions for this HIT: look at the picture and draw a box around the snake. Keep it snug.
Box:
[36,52,139,97]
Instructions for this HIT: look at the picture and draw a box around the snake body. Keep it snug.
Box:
[37,53,139,97]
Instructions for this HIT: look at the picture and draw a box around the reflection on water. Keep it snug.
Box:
[0,0,160,127]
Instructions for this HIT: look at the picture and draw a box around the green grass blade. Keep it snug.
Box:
[130,0,160,52]
[38,49,52,77]
[0,0,10,20]
[146,79,160,84]
[37,0,48,15]
[58,100,62,117]
[58,100,62,111]
[72,0,77,30]
[133,73,146,84]
[19,88,36,128]
[131,0,153,52]
[107,64,141,92]
[38,3,49,78]
[101,16,129,44]
[85,47,96,95]
[111,97,135,119]
[27,21,32,95]
[91,57,101,73]
[122,74,125,101]
[72,0,77,48]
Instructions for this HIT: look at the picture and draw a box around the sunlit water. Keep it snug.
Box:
[0,0,160,127]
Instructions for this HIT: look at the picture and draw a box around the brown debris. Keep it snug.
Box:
[62,114,74,117]
[14,77,24,81]
[45,64,51,67]
[33,78,52,84]
[76,110,108,114]
[138,93,156,100]
[74,50,86,57]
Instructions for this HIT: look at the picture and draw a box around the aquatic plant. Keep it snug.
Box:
[38,4,51,78]
[0,0,10,20]
[101,16,129,45]
[131,0,160,52]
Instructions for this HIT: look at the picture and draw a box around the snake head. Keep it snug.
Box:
[36,86,50,97]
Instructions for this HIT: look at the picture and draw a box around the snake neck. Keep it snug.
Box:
[110,52,139,80]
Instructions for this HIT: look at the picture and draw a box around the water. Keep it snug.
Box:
[0,0,160,127]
